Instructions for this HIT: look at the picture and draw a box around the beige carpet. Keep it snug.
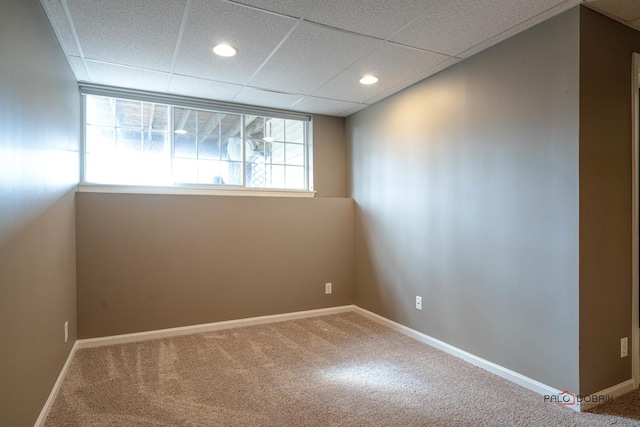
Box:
[46,312,640,426]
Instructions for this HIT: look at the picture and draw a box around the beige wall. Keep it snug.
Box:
[312,115,346,197]
[0,0,79,425]
[76,194,353,338]
[578,7,640,395]
[347,9,581,392]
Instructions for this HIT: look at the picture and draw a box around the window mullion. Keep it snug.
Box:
[241,115,246,188]
[170,106,175,184]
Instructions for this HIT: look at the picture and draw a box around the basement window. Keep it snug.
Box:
[80,86,313,196]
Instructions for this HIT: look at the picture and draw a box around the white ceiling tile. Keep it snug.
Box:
[585,0,640,21]
[229,0,315,18]
[251,21,382,95]
[168,75,243,101]
[304,0,429,39]
[85,61,170,92]
[173,0,296,85]
[312,43,450,103]
[293,96,359,116]
[42,0,80,56]
[66,0,186,71]
[66,56,90,81]
[458,0,582,59]
[364,57,462,105]
[233,87,304,109]
[390,0,563,56]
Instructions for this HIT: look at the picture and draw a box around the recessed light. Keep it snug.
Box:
[359,75,379,85]
[213,43,238,57]
[174,129,188,135]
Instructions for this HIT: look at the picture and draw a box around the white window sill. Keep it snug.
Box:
[77,184,316,198]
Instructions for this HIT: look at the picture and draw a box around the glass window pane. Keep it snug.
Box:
[285,143,304,166]
[269,165,285,189]
[197,159,225,184]
[221,114,241,138]
[225,137,243,161]
[173,158,197,183]
[116,99,142,128]
[244,115,264,140]
[86,125,115,153]
[143,131,168,154]
[265,117,284,142]
[116,129,142,153]
[174,107,196,134]
[266,142,285,164]
[285,166,305,189]
[247,157,266,188]
[223,161,242,185]
[285,120,304,143]
[199,135,220,160]
[86,95,114,126]
[143,103,168,131]
[136,155,172,185]
[174,133,197,158]
[198,111,218,135]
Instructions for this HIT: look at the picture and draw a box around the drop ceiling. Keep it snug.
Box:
[41,0,640,117]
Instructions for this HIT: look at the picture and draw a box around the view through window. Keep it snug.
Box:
[83,94,309,190]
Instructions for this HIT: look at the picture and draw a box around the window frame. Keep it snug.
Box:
[79,84,315,197]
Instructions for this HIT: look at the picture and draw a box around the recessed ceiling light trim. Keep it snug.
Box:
[360,75,379,85]
[213,43,238,57]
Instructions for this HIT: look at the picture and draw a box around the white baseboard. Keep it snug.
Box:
[579,379,636,411]
[77,305,355,349]
[352,306,585,412]
[34,341,78,427]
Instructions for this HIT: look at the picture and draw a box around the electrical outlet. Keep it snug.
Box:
[325,283,332,294]
[621,337,628,358]
[64,321,69,343]
[416,296,422,310]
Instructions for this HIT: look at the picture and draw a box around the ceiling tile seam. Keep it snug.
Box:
[301,19,386,42]
[222,0,302,20]
[384,40,459,59]
[302,39,385,100]
[83,58,173,76]
[360,57,456,105]
[60,0,93,81]
[244,85,306,97]
[170,71,244,88]
[454,0,584,58]
[166,0,192,92]
[231,20,302,101]
[382,6,437,43]
[301,40,454,104]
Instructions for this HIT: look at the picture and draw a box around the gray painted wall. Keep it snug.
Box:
[0,0,80,425]
[76,194,353,338]
[578,7,640,395]
[347,10,580,392]
[313,115,346,198]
